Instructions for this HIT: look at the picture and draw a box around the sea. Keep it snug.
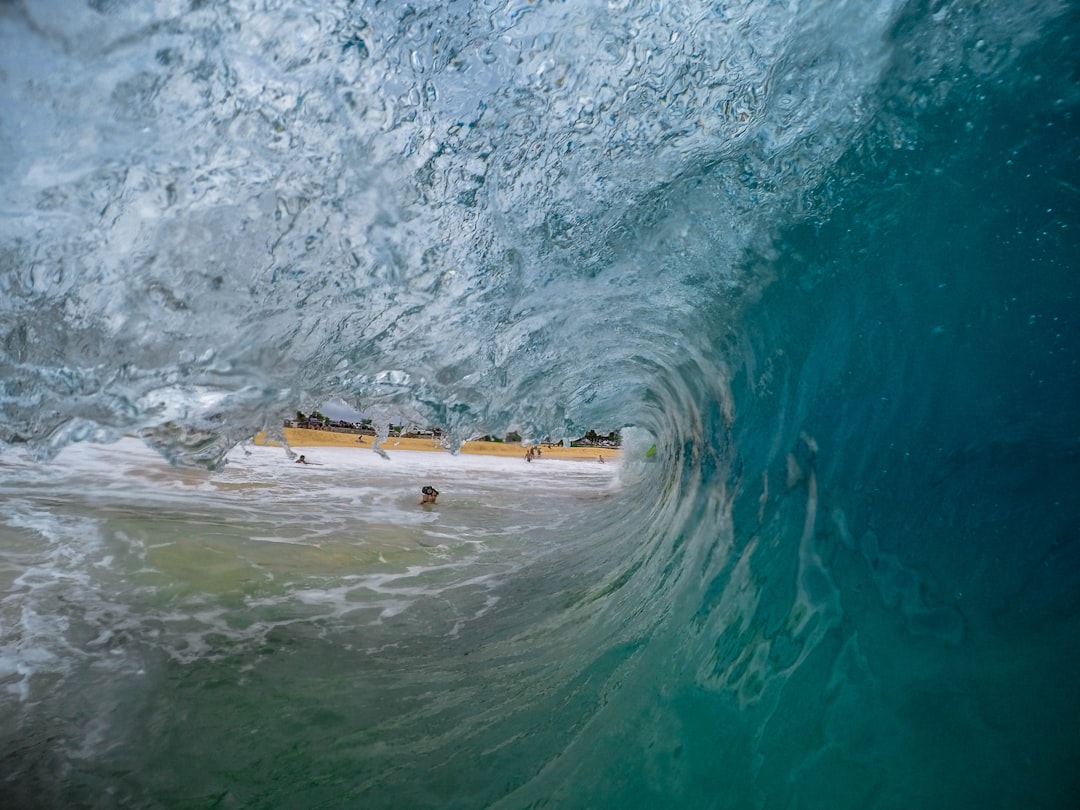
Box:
[1,0,1078,808]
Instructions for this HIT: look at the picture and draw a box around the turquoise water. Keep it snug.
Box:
[1,442,632,808]
[1,0,1079,807]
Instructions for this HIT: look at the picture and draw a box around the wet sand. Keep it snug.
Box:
[253,428,621,461]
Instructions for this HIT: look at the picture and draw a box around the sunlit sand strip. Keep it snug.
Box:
[252,428,621,461]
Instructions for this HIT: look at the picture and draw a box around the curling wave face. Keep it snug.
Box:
[2,0,1079,807]
[1,0,929,458]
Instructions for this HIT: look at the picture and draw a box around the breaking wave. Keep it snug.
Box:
[1,0,1078,806]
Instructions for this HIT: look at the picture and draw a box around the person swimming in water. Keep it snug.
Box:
[295,454,308,464]
[420,485,439,504]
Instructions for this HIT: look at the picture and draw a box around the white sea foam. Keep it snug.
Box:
[0,435,620,703]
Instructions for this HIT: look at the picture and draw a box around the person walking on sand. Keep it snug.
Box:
[420,485,439,504]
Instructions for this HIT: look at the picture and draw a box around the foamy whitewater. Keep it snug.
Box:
[1,0,1078,807]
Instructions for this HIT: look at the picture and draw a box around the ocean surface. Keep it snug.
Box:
[1,0,1078,807]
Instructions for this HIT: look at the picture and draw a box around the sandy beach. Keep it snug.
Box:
[253,427,621,461]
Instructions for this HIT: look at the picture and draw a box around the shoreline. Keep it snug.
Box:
[252,428,621,462]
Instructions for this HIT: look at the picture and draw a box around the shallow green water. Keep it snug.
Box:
[0,442,631,808]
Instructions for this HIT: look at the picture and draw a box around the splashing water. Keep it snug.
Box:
[1,0,1078,807]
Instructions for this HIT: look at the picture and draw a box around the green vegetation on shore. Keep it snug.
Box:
[289,413,622,448]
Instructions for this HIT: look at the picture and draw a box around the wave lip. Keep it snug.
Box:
[1,0,913,459]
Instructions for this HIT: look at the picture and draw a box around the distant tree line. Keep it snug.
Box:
[287,413,444,438]
[473,430,622,447]
[570,430,621,448]
[288,413,620,447]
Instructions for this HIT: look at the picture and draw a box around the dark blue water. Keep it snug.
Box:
[1,0,1078,807]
